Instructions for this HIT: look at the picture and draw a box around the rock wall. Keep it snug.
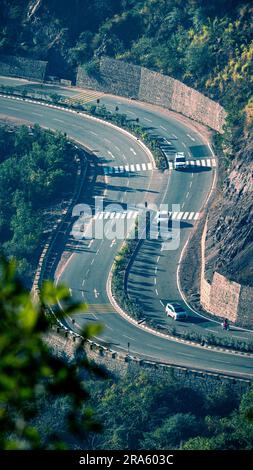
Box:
[76,57,226,132]
[46,327,251,397]
[200,220,253,327]
[77,57,141,98]
[210,272,241,322]
[0,54,47,81]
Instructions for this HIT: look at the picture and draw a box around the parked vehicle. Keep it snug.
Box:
[165,302,188,320]
[174,152,187,170]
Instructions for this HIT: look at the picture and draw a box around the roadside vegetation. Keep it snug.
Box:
[1,0,252,145]
[0,256,105,449]
[0,86,167,170]
[1,0,253,451]
[0,124,77,285]
[112,237,253,353]
[1,255,253,450]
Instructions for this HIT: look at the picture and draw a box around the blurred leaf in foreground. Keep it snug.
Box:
[0,255,106,449]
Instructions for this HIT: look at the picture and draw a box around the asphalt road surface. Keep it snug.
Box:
[1,90,252,379]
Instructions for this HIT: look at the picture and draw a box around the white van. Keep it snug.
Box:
[174,152,187,170]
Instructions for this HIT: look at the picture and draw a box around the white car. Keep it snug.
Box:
[174,152,187,170]
[165,302,188,320]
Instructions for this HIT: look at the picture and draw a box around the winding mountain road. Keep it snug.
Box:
[1,90,252,379]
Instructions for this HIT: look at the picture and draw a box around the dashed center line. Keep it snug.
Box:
[53,118,64,123]
[32,112,42,117]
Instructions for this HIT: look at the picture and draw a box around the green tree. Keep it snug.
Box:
[141,413,202,449]
[0,256,104,449]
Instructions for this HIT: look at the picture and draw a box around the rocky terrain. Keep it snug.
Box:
[205,127,253,287]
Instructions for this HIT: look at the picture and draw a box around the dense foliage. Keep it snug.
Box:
[1,0,253,451]
[0,254,253,450]
[1,1,252,150]
[0,124,76,284]
[35,367,253,450]
[0,256,104,449]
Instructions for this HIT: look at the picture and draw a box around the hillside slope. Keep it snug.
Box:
[0,0,253,285]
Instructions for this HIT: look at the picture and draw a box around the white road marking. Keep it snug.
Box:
[82,279,85,287]
[160,300,165,307]
[89,130,97,136]
[32,112,42,117]
[130,148,137,155]
[160,125,167,131]
[182,142,187,148]
[154,278,157,285]
[94,288,100,298]
[123,334,135,341]
[177,352,193,357]
[210,359,233,364]
[144,117,152,123]
[53,118,64,123]
[185,192,190,199]
[107,150,115,159]
[155,289,158,295]
[188,212,195,220]
[6,106,20,111]
[88,239,94,248]
[69,288,72,296]
[186,133,195,142]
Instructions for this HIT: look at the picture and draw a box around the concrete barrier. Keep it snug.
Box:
[0,54,48,81]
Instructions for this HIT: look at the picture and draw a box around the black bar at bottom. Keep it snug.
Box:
[0,450,252,468]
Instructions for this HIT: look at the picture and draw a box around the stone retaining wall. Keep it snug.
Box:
[200,220,253,327]
[46,328,251,397]
[0,54,48,81]
[77,57,141,98]
[76,57,226,132]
